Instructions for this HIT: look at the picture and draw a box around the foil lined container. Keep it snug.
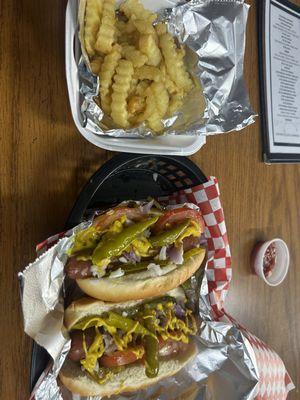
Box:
[77,0,256,138]
[19,206,260,400]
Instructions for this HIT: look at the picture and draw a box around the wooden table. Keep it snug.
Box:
[1,0,299,398]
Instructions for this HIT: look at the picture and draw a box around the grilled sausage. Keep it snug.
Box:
[65,257,93,279]
[68,330,95,362]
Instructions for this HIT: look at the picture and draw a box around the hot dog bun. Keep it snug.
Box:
[64,287,187,330]
[61,288,197,397]
[76,249,205,302]
[59,341,197,397]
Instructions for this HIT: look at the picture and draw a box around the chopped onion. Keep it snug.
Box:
[159,246,167,261]
[119,256,129,264]
[166,203,200,211]
[103,334,117,354]
[174,303,186,319]
[139,200,154,214]
[123,250,141,263]
[147,263,164,277]
[108,268,125,279]
[91,265,106,278]
[168,245,184,265]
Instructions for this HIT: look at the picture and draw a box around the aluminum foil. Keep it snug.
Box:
[19,204,261,400]
[77,0,256,138]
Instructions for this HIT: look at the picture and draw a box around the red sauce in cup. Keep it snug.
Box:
[263,243,277,278]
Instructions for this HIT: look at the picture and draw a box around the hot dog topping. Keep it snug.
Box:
[65,203,205,280]
[68,297,197,384]
[263,243,277,278]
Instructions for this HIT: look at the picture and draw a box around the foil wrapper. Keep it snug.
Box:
[20,203,261,400]
[19,238,70,363]
[77,0,256,138]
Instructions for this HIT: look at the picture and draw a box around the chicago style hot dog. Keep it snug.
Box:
[60,288,198,397]
[64,202,206,301]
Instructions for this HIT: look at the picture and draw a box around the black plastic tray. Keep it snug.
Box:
[30,153,207,393]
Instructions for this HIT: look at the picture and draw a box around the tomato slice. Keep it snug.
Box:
[153,208,205,234]
[99,340,187,368]
[99,346,145,368]
[93,207,145,230]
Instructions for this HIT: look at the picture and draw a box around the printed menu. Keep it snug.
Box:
[260,0,300,162]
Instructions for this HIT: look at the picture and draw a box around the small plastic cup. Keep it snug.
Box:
[251,238,290,286]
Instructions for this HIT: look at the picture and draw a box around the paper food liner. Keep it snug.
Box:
[20,177,294,400]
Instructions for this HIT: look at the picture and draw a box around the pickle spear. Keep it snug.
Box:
[92,216,159,266]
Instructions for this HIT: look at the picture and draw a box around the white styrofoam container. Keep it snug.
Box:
[65,0,206,155]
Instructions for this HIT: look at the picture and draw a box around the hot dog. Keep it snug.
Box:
[60,288,198,397]
[68,331,188,363]
[64,201,206,302]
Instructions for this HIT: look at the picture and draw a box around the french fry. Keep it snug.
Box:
[139,34,161,67]
[111,59,134,127]
[159,33,193,92]
[129,77,138,95]
[83,0,194,132]
[120,0,157,23]
[168,92,184,116]
[84,0,103,57]
[134,65,161,82]
[146,82,169,132]
[132,18,155,35]
[128,95,146,115]
[116,19,136,35]
[100,44,122,114]
[95,0,116,54]
[135,80,150,96]
[155,22,167,36]
[90,56,104,75]
[121,43,148,68]
[160,63,177,94]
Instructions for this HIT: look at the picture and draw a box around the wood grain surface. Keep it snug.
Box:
[0,0,299,398]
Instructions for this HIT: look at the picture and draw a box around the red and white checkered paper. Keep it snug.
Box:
[223,312,295,400]
[245,331,295,399]
[35,177,294,399]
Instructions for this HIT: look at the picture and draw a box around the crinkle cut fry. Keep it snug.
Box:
[120,0,157,23]
[121,43,148,68]
[111,59,134,128]
[155,22,167,36]
[84,0,103,57]
[90,56,104,75]
[168,92,184,116]
[95,0,116,54]
[99,44,122,114]
[146,81,169,133]
[132,18,155,35]
[134,65,161,82]
[160,63,177,95]
[139,34,161,67]
[159,33,193,93]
